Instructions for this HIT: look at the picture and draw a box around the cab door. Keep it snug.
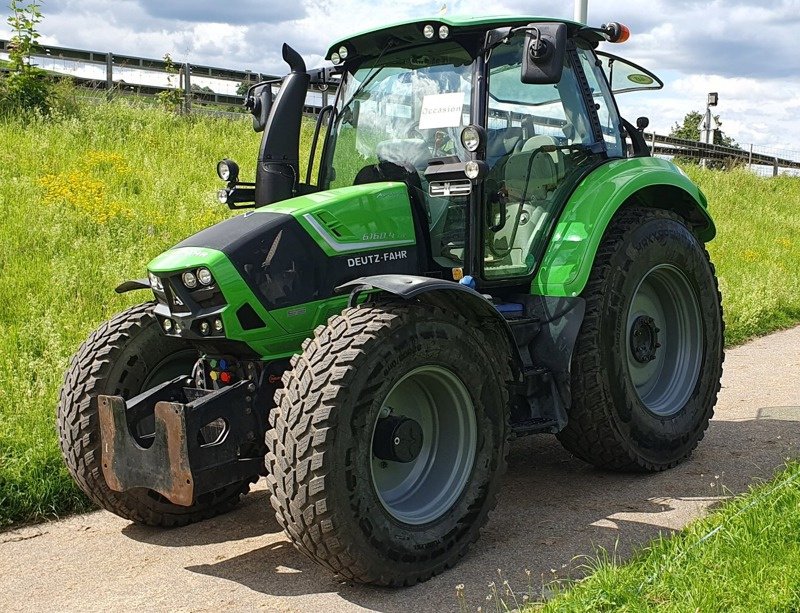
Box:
[481,39,619,283]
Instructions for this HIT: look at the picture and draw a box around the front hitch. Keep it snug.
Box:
[98,377,264,506]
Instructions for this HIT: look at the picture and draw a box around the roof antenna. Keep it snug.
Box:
[438,3,447,16]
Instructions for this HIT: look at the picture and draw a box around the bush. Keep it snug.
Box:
[0,1,79,119]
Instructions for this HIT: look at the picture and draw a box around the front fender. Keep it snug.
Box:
[337,274,523,370]
[533,157,714,297]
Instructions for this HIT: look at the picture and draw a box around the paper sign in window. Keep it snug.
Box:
[418,93,464,130]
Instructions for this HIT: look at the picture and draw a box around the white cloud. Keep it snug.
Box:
[2,0,799,151]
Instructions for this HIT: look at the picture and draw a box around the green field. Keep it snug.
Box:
[0,101,799,527]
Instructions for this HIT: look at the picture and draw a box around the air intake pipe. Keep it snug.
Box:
[255,44,309,206]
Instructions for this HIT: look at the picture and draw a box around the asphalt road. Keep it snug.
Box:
[2,326,799,612]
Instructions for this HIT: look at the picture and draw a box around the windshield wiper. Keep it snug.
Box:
[340,41,392,113]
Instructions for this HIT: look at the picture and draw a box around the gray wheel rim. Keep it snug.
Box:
[370,365,477,525]
[626,264,703,417]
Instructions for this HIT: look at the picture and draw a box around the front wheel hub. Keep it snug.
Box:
[372,415,424,463]
[630,315,660,363]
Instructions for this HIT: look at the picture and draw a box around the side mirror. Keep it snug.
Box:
[636,116,650,131]
[521,23,567,85]
[248,84,273,133]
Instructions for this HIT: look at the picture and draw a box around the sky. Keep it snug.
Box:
[3,0,800,152]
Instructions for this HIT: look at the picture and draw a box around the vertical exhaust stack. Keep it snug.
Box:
[255,44,310,206]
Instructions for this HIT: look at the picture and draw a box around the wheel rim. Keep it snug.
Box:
[370,365,477,525]
[625,264,703,417]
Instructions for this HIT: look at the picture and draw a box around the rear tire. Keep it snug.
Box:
[557,208,724,471]
[57,302,254,526]
[266,300,510,586]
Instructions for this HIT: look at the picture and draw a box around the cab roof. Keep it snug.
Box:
[325,15,584,63]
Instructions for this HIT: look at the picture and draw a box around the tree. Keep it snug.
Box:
[670,110,738,148]
[1,0,51,116]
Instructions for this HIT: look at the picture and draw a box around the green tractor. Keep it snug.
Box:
[58,16,724,586]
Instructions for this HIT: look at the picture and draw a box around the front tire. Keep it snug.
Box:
[266,300,510,586]
[557,208,724,471]
[57,302,254,526]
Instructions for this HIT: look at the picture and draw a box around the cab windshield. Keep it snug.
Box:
[322,43,475,267]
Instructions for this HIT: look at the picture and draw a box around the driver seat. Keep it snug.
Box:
[505,135,565,201]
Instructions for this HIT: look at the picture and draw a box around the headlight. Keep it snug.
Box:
[465,160,481,180]
[216,159,239,182]
[148,272,163,292]
[338,45,349,60]
[331,52,341,65]
[182,271,197,289]
[423,24,435,39]
[197,268,213,286]
[217,189,229,204]
[460,125,483,152]
[439,25,449,39]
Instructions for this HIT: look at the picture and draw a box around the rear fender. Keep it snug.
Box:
[533,157,715,297]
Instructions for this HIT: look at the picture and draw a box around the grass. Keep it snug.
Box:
[0,101,798,528]
[519,462,800,612]
[685,165,800,345]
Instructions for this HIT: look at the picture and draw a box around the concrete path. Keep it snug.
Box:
[2,326,799,612]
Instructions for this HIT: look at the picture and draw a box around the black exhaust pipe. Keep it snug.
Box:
[255,44,309,206]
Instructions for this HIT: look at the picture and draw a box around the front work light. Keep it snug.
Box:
[216,159,239,182]
[460,125,483,152]
[331,52,341,65]
[439,25,449,39]
[465,160,481,180]
[423,24,435,39]
[338,46,349,60]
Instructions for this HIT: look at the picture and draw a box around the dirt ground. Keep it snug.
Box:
[2,326,798,613]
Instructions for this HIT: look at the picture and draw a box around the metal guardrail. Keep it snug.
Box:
[3,39,800,174]
[644,133,800,175]
[0,39,334,114]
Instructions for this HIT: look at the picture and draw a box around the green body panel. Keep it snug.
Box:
[266,182,416,257]
[148,247,297,355]
[532,157,714,298]
[147,183,415,358]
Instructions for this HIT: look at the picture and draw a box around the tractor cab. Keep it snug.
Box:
[225,17,661,291]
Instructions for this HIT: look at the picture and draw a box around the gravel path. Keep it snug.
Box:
[2,326,798,612]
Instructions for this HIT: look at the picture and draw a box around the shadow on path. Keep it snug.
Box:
[172,408,799,611]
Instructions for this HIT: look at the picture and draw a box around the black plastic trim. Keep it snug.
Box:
[115,278,151,294]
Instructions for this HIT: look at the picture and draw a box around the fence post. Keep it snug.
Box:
[651,131,656,155]
[105,52,113,100]
[748,143,753,171]
[183,62,192,114]
[773,157,779,177]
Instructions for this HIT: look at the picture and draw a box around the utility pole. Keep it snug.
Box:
[574,0,588,24]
